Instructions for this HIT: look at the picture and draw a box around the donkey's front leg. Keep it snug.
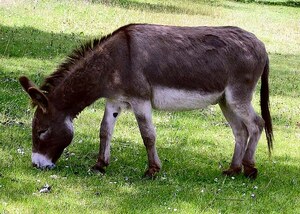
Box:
[131,99,161,178]
[92,100,122,173]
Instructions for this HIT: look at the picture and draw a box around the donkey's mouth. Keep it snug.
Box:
[32,162,56,170]
[31,152,56,170]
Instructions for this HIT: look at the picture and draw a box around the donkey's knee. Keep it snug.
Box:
[100,126,112,140]
[256,116,265,132]
[247,115,264,139]
[142,133,156,148]
[233,128,248,142]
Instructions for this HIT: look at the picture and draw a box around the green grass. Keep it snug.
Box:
[1,0,300,213]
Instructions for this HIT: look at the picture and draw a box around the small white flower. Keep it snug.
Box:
[174,208,177,211]
[251,193,255,198]
[231,176,235,180]
[214,178,218,182]
[50,175,58,179]
[253,186,258,190]
[17,148,25,155]
[201,189,204,193]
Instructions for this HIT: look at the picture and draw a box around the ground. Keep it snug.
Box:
[0,0,300,213]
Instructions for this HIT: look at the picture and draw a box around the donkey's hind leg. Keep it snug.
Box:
[130,99,161,178]
[92,100,123,173]
[240,106,264,179]
[219,98,249,176]
[227,101,264,179]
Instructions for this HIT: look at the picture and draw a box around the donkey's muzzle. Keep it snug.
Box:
[31,152,56,170]
[32,162,56,170]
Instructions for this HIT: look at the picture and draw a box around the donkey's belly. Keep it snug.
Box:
[151,87,224,110]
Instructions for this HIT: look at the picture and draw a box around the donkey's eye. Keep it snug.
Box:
[38,129,49,139]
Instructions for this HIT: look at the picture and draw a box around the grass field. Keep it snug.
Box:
[0,0,300,213]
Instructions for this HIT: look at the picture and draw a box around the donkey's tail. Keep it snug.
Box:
[260,57,273,154]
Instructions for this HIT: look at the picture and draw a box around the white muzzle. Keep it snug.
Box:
[32,153,55,169]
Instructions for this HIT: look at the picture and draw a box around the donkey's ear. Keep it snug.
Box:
[19,76,37,92]
[27,87,49,113]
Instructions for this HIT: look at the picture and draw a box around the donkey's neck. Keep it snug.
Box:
[51,51,113,118]
[45,31,129,118]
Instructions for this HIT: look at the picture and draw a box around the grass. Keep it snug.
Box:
[0,0,300,213]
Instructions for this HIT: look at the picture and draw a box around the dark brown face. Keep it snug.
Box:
[31,107,74,169]
[19,76,74,169]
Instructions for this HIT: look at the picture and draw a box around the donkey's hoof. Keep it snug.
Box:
[91,164,106,174]
[143,168,160,179]
[244,166,258,179]
[222,167,242,176]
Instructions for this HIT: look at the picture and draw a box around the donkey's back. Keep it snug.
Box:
[128,25,267,91]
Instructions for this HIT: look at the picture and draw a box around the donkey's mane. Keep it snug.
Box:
[40,24,135,93]
[39,37,106,93]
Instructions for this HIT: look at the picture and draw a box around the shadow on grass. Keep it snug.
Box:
[34,130,300,212]
[87,0,208,15]
[0,25,89,118]
[231,0,300,7]
[0,25,87,59]
[1,107,299,212]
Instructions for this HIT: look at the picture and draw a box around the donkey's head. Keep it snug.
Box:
[19,76,74,169]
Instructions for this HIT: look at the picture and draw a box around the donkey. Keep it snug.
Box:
[19,24,273,179]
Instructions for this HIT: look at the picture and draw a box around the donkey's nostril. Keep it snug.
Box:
[45,164,56,170]
[32,163,38,168]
